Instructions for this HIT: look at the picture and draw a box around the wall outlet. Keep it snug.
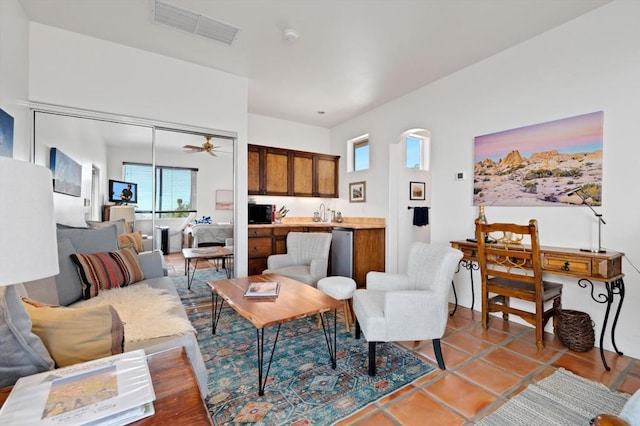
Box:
[455,172,466,180]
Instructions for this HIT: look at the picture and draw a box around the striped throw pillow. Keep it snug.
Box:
[111,247,145,286]
[117,232,144,253]
[70,248,145,299]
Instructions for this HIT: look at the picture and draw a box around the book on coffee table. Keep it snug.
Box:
[244,281,280,298]
[0,350,155,426]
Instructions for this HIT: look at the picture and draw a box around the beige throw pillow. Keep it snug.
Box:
[22,298,124,368]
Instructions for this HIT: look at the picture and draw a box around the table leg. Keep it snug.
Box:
[224,255,233,279]
[318,309,338,369]
[187,258,200,290]
[256,324,282,396]
[578,277,625,371]
[450,260,478,316]
[211,292,225,335]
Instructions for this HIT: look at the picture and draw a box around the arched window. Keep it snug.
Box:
[406,134,429,171]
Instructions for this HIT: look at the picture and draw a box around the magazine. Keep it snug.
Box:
[244,281,280,298]
[0,350,155,426]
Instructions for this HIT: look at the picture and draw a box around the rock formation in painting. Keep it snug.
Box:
[473,149,602,206]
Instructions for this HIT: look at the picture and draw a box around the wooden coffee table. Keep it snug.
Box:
[182,247,233,289]
[207,274,342,395]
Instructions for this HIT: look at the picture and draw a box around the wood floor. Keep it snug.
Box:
[163,253,639,425]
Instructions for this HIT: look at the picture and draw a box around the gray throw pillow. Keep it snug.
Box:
[0,286,55,387]
[57,225,119,254]
[55,238,83,305]
[86,219,126,236]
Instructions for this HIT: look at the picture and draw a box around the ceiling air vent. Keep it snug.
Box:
[153,0,240,46]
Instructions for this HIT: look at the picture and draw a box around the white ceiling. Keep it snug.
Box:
[19,0,610,128]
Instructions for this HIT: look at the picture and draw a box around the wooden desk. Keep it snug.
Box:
[450,240,625,371]
[0,347,212,425]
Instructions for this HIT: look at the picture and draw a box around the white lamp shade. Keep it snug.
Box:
[0,157,59,286]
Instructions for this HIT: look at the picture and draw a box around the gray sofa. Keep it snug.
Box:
[16,224,208,396]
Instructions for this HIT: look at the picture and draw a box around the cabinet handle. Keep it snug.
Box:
[561,261,570,271]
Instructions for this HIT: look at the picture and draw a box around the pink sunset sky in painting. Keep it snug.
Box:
[474,111,604,162]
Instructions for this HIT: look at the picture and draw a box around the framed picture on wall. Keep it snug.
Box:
[410,181,426,200]
[216,189,233,210]
[0,108,14,158]
[349,181,366,203]
[473,111,604,206]
[50,148,82,197]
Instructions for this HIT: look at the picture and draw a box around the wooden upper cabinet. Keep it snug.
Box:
[248,145,262,194]
[265,148,290,196]
[248,144,339,198]
[315,154,338,198]
[292,152,314,197]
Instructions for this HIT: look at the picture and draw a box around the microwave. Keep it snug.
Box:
[248,204,273,224]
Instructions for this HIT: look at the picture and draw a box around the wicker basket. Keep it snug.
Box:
[554,310,595,352]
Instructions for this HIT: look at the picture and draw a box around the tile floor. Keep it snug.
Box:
[163,253,639,425]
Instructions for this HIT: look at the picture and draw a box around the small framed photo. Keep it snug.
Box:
[410,181,425,200]
[349,181,366,203]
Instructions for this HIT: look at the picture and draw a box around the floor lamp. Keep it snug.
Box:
[567,187,606,254]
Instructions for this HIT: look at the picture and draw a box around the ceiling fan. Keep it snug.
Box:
[183,135,221,156]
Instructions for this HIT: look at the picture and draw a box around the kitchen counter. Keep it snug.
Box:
[248,217,385,230]
[247,217,386,283]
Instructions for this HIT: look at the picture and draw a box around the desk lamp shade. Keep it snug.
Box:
[0,157,59,286]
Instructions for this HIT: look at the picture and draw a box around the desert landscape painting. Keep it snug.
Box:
[473,111,603,206]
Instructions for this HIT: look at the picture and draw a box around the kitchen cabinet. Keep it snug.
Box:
[352,228,385,288]
[247,224,385,285]
[248,144,339,198]
[248,227,274,276]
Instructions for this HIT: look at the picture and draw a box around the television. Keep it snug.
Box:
[109,179,137,204]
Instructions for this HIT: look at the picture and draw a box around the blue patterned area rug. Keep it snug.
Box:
[171,270,436,425]
[170,267,228,305]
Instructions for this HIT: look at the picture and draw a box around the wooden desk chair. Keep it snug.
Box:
[475,219,563,350]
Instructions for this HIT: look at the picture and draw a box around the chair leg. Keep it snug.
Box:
[368,342,376,376]
[433,339,446,370]
[536,299,545,350]
[355,318,361,339]
[343,300,351,332]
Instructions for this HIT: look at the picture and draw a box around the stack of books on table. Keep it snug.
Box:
[0,350,155,426]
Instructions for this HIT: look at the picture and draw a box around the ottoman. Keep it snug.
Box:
[317,276,357,332]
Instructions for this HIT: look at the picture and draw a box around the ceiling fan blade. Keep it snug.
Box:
[208,150,217,156]
[183,144,203,151]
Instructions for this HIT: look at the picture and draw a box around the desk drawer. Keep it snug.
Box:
[542,254,591,276]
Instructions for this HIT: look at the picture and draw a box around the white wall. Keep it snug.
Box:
[331,0,640,357]
[0,0,30,161]
[26,23,250,275]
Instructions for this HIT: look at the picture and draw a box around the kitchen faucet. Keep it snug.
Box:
[319,203,326,222]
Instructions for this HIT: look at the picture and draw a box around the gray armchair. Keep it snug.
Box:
[353,242,463,376]
[262,232,332,286]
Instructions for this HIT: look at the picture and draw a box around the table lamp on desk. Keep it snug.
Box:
[566,186,606,254]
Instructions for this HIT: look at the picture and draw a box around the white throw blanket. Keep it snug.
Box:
[74,284,195,344]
